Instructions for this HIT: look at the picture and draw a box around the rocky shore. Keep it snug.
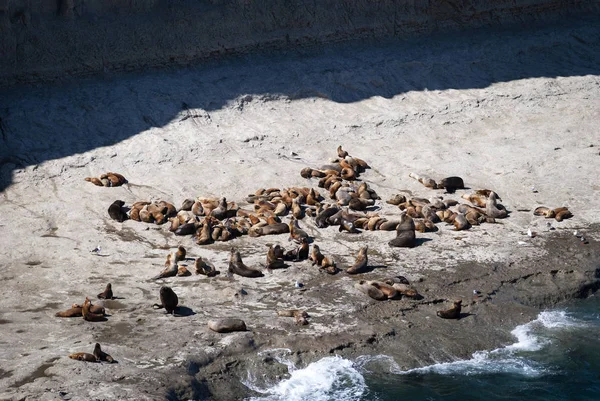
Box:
[1,16,599,401]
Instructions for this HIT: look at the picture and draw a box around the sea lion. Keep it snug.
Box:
[228,249,263,278]
[310,244,325,266]
[55,306,83,317]
[339,217,360,234]
[71,303,105,315]
[175,222,197,236]
[367,281,398,299]
[210,197,228,220]
[437,300,462,319]
[175,246,186,262]
[277,309,309,325]
[337,145,349,158]
[152,286,178,315]
[196,221,212,245]
[108,200,127,222]
[348,197,374,211]
[438,176,465,193]
[97,283,113,300]
[486,192,508,219]
[291,197,304,219]
[320,256,339,274]
[315,205,340,228]
[266,244,286,269]
[248,222,289,237]
[68,352,98,362]
[208,318,247,333]
[85,177,103,186]
[534,206,555,218]
[285,238,309,261]
[346,246,369,274]
[387,194,407,206]
[180,198,194,211]
[289,218,309,243]
[82,297,106,322]
[177,266,191,276]
[355,280,386,301]
[388,212,416,248]
[195,257,219,277]
[93,343,115,363]
[453,213,471,231]
[553,207,573,222]
[409,172,437,189]
[153,252,178,280]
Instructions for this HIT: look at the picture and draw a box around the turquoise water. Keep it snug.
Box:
[244,294,600,401]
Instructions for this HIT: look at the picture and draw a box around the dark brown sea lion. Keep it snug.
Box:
[175,246,186,262]
[346,246,369,274]
[437,300,462,319]
[82,297,106,322]
[284,238,309,261]
[153,286,178,315]
[97,283,113,300]
[108,200,127,222]
[438,176,465,193]
[315,205,340,228]
[180,198,194,211]
[93,343,115,363]
[69,352,98,362]
[195,257,219,277]
[388,213,416,248]
[228,249,263,278]
[175,222,197,236]
[453,213,471,231]
[177,266,192,276]
[210,197,228,220]
[208,318,247,333]
[337,145,349,158]
[339,217,360,234]
[266,244,286,269]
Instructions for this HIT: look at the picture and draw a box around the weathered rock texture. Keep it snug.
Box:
[0,0,598,85]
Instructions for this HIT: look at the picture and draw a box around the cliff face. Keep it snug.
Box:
[0,0,597,84]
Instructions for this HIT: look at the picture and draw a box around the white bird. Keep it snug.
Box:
[574,230,579,237]
[527,228,533,238]
[90,245,101,253]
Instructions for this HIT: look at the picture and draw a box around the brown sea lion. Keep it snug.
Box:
[346,246,369,274]
[553,207,573,222]
[248,222,289,237]
[277,309,309,325]
[153,252,178,280]
[210,197,228,220]
[486,192,508,219]
[266,244,286,269]
[437,300,462,319]
[337,145,349,158]
[355,280,386,301]
[69,352,98,362]
[97,283,113,300]
[55,306,83,317]
[177,266,192,276]
[367,281,398,299]
[152,286,178,315]
[320,256,339,274]
[71,303,105,315]
[228,249,263,278]
[194,257,219,277]
[387,194,407,206]
[533,206,555,218]
[108,200,127,222]
[82,297,106,322]
[453,213,471,231]
[93,343,115,363]
[409,172,437,189]
[208,318,247,333]
[196,221,212,245]
[310,244,325,266]
[291,197,304,219]
[388,213,416,248]
[175,246,186,262]
[84,177,103,186]
[289,217,309,243]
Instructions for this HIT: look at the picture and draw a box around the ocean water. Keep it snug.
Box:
[243,294,600,401]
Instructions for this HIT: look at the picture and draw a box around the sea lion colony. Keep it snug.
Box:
[64,146,573,362]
